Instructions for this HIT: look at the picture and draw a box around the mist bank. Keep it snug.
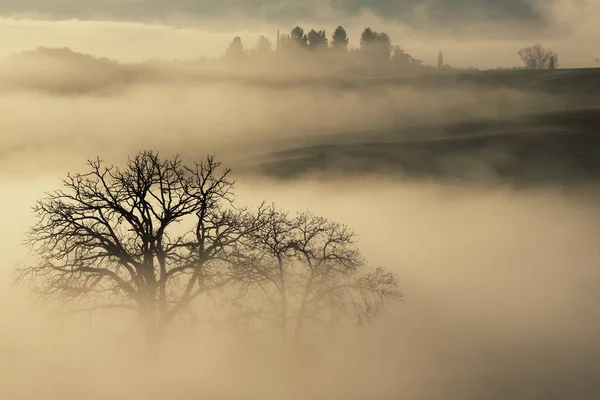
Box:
[1,75,598,394]
[2,176,599,399]
[1,47,600,97]
[1,57,598,189]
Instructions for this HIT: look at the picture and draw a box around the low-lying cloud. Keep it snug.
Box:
[2,177,600,399]
[0,52,569,178]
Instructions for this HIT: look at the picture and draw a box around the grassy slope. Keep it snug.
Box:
[240,69,600,186]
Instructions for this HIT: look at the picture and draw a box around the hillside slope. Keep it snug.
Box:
[242,107,600,186]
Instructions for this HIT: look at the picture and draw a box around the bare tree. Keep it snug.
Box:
[518,44,558,69]
[227,207,402,342]
[16,151,265,358]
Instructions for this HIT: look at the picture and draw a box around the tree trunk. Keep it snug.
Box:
[294,273,316,340]
[144,325,162,362]
[141,302,162,361]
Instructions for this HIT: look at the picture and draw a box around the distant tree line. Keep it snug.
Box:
[224,27,560,72]
[222,26,430,74]
[4,33,562,78]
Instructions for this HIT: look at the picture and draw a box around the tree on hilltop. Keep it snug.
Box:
[224,36,245,61]
[307,29,328,50]
[518,44,558,69]
[360,28,393,62]
[290,26,308,48]
[331,26,349,51]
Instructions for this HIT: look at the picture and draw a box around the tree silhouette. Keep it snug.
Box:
[391,45,411,66]
[227,207,402,341]
[16,151,266,358]
[290,26,308,48]
[331,26,349,51]
[518,44,558,69]
[224,36,245,61]
[360,28,392,62]
[360,28,376,43]
[16,151,403,358]
[254,35,273,58]
[277,33,292,54]
[307,29,328,50]
[217,25,434,73]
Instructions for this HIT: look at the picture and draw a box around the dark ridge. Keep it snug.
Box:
[241,107,600,187]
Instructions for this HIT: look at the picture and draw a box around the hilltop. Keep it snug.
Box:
[1,46,600,98]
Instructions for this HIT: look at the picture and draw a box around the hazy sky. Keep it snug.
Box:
[0,0,552,26]
[0,0,598,69]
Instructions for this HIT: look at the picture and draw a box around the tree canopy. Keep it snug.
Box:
[17,151,402,357]
[360,28,393,62]
[224,36,245,61]
[255,35,272,54]
[227,207,401,341]
[307,29,328,50]
[518,44,558,69]
[220,25,425,74]
[17,152,265,355]
[331,26,349,51]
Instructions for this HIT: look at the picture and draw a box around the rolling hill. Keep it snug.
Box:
[241,106,600,186]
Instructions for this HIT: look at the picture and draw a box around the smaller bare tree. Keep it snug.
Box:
[227,207,402,342]
[518,44,558,69]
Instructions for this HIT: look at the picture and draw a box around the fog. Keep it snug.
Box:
[2,174,600,398]
[0,0,599,68]
[1,35,600,399]
[0,70,565,176]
